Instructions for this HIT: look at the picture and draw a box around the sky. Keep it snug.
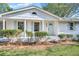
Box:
[6,3,79,18]
[9,3,48,10]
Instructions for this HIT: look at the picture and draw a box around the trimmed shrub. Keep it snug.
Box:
[58,34,66,38]
[0,30,4,37]
[34,32,48,44]
[0,29,22,38]
[58,34,73,39]
[26,31,33,37]
[66,34,73,38]
[35,31,48,37]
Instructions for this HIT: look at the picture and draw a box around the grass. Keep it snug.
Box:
[0,45,79,56]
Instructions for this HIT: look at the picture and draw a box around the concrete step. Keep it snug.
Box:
[46,36,60,41]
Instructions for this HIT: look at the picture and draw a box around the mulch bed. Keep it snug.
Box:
[0,41,78,50]
[0,45,54,50]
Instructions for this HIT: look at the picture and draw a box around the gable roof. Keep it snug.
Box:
[0,6,63,20]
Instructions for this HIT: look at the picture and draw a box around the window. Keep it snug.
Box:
[0,21,3,29]
[18,22,24,30]
[34,22,39,31]
[49,23,52,25]
[69,22,74,30]
[32,12,37,15]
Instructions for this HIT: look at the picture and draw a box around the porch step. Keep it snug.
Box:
[46,36,60,41]
[19,32,60,42]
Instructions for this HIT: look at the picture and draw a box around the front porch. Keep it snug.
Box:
[0,19,59,37]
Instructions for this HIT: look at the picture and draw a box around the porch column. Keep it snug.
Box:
[42,20,45,31]
[3,19,6,30]
[46,21,48,32]
[24,20,26,37]
[55,21,59,35]
[57,21,59,35]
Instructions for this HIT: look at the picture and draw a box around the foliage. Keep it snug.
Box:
[14,29,22,37]
[0,29,22,38]
[35,31,48,37]
[43,3,74,17]
[67,4,79,17]
[26,31,33,37]
[58,34,73,38]
[0,3,12,12]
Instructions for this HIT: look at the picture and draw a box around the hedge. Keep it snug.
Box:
[0,29,22,38]
[58,34,73,38]
[26,31,33,37]
[35,31,48,37]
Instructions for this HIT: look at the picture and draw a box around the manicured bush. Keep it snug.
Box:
[35,31,48,37]
[0,30,4,37]
[0,29,22,38]
[58,34,66,38]
[66,34,73,38]
[34,32,48,44]
[26,31,33,37]
[58,34,73,38]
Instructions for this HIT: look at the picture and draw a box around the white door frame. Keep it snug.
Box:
[48,22,55,35]
[33,21,41,32]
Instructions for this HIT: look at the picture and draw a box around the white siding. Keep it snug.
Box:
[27,20,32,31]
[4,8,57,20]
[44,21,48,32]
[6,20,15,29]
[58,22,79,34]
[75,23,79,34]
[2,7,79,35]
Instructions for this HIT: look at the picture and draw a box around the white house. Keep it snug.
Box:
[0,6,79,38]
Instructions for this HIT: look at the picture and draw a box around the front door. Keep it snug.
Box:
[34,22,39,31]
[48,23,54,35]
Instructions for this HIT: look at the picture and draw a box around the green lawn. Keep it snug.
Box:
[0,45,79,56]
